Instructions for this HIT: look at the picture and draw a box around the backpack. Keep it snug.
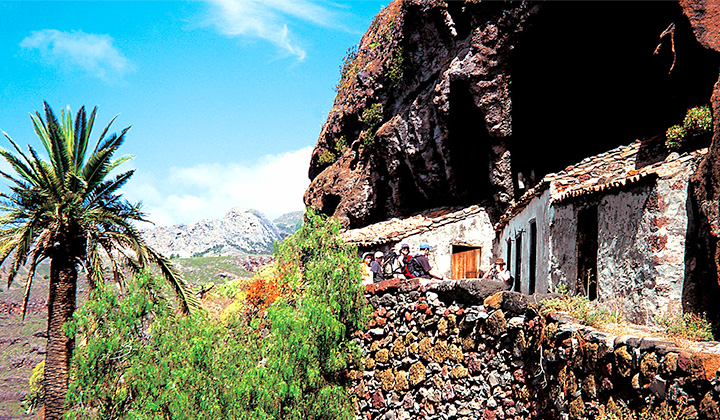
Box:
[400,254,424,278]
[382,250,403,279]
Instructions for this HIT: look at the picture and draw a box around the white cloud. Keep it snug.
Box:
[124,147,313,227]
[20,29,133,81]
[203,0,339,60]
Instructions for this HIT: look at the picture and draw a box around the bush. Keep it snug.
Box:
[62,209,369,420]
[683,105,712,134]
[22,360,44,414]
[665,105,712,150]
[655,311,714,342]
[665,124,686,150]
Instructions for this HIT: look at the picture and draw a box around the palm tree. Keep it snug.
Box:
[0,102,199,420]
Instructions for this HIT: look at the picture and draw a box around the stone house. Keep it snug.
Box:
[340,206,495,280]
[494,138,708,322]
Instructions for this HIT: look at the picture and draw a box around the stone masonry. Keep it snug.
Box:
[351,279,720,419]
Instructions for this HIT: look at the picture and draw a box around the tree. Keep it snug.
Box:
[0,102,199,420]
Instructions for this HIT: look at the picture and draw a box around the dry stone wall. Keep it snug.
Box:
[352,279,720,419]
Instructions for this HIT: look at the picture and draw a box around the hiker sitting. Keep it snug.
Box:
[361,252,374,285]
[371,251,384,282]
[397,243,421,279]
[415,241,444,280]
[482,258,512,290]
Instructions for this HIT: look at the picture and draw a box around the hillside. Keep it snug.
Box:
[141,208,291,258]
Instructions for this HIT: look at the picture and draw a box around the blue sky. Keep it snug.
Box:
[0,0,385,225]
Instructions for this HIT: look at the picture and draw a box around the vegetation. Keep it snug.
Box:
[655,311,714,342]
[665,105,712,150]
[541,291,618,328]
[317,136,349,166]
[0,103,198,419]
[360,103,384,148]
[52,208,369,419]
[598,400,696,420]
[335,44,359,93]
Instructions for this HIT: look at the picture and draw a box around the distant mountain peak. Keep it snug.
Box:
[142,208,288,258]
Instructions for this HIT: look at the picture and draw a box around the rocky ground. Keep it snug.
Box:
[0,275,52,420]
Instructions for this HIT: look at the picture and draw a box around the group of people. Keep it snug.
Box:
[360,242,513,290]
[361,241,444,284]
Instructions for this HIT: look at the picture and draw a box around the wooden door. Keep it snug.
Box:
[452,246,482,279]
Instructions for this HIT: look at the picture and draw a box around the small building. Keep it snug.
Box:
[340,206,495,279]
[494,138,707,323]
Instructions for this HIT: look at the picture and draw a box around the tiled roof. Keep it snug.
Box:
[341,205,487,247]
[494,138,709,230]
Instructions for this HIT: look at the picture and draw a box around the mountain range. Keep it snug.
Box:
[141,208,302,258]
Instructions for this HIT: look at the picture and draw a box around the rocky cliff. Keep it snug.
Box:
[141,208,287,258]
[304,0,719,229]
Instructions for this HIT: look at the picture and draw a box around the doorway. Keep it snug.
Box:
[577,206,599,300]
[451,245,482,279]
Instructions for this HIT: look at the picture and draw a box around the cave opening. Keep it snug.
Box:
[508,2,720,191]
[446,79,494,205]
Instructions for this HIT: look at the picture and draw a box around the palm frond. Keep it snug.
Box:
[146,246,200,315]
[41,102,71,180]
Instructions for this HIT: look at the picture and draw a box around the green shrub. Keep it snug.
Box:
[665,124,686,150]
[665,105,713,150]
[318,149,337,165]
[360,103,384,147]
[683,105,712,134]
[62,209,369,420]
[387,46,404,86]
[655,311,714,342]
[22,360,44,414]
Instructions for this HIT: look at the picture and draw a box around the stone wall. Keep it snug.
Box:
[352,279,720,420]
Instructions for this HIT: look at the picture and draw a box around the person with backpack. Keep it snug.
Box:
[415,241,444,280]
[397,243,423,278]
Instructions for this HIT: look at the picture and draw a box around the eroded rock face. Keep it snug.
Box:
[305,0,718,230]
[681,0,720,323]
[304,0,537,227]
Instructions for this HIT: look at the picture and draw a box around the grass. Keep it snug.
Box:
[655,311,714,342]
[172,255,255,286]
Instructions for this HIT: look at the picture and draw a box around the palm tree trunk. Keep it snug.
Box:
[44,253,77,420]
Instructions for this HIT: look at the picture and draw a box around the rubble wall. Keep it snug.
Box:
[352,279,720,420]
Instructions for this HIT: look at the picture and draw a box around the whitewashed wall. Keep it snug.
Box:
[495,190,553,294]
[550,176,692,324]
[400,209,495,279]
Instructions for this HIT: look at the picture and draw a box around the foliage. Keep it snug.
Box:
[683,105,713,134]
[317,136,349,166]
[665,105,712,150]
[655,311,714,342]
[0,102,198,316]
[261,207,371,419]
[21,360,44,414]
[387,46,404,86]
[64,273,258,420]
[62,209,369,420]
[335,44,359,92]
[245,275,280,314]
[598,400,697,420]
[541,292,618,328]
[360,103,384,148]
